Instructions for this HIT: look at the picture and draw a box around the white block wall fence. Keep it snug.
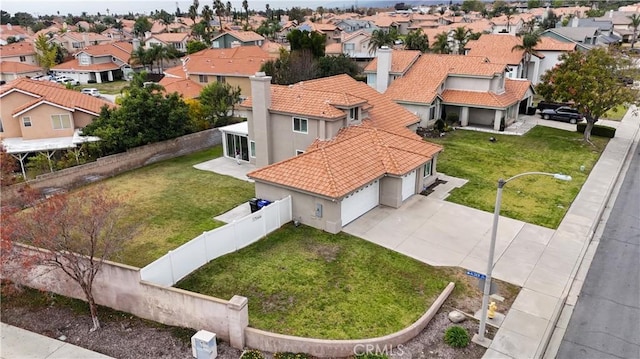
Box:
[141,196,292,286]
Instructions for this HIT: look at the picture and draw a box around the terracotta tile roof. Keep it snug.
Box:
[219,30,265,42]
[261,40,286,57]
[182,46,271,76]
[242,74,420,131]
[0,42,36,58]
[325,42,342,54]
[52,60,120,71]
[343,30,371,42]
[364,49,421,74]
[465,34,526,65]
[442,78,531,108]
[0,61,43,74]
[384,54,506,104]
[147,32,189,43]
[0,78,113,116]
[159,77,203,99]
[535,37,577,52]
[76,41,132,63]
[248,125,442,198]
[61,32,111,43]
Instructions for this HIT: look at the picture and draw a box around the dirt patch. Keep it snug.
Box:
[307,242,341,262]
[1,273,518,359]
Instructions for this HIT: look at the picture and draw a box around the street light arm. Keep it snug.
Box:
[502,172,572,187]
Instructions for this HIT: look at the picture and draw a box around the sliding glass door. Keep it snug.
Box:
[226,133,249,161]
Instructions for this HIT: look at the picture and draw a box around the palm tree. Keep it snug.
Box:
[368,28,398,54]
[512,31,541,80]
[431,31,450,54]
[242,0,249,26]
[201,5,214,33]
[452,26,471,54]
[188,4,199,24]
[405,29,429,53]
[129,46,153,72]
[226,1,232,23]
[214,0,225,32]
[629,14,640,49]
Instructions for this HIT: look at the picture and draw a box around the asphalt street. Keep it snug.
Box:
[556,145,640,358]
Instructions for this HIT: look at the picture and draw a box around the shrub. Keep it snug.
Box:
[241,349,265,359]
[446,112,459,124]
[274,353,309,359]
[499,117,506,131]
[355,353,388,359]
[87,79,97,84]
[576,123,616,138]
[444,325,470,348]
[435,118,445,132]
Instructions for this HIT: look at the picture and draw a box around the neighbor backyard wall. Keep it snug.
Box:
[6,244,248,348]
[2,129,221,203]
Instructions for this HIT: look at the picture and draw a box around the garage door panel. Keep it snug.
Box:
[402,170,417,201]
[341,180,379,225]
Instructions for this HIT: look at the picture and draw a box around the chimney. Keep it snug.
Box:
[83,33,89,47]
[609,9,613,18]
[250,72,273,167]
[144,31,151,39]
[132,38,140,51]
[7,23,12,31]
[376,46,392,93]
[571,16,579,28]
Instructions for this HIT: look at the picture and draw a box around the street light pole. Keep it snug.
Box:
[476,172,572,344]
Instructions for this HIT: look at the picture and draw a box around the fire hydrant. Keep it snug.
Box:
[488,301,498,319]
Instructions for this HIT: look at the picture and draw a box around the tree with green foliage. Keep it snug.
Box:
[540,10,560,30]
[186,39,208,54]
[188,0,199,24]
[199,82,242,127]
[527,0,541,9]
[512,31,541,80]
[288,7,306,24]
[10,12,34,27]
[133,16,152,38]
[242,0,249,25]
[192,20,213,45]
[452,26,473,54]
[0,10,11,25]
[287,29,326,58]
[34,34,57,72]
[214,0,225,31]
[629,14,640,49]
[256,19,281,40]
[461,0,485,13]
[431,31,451,54]
[551,0,563,8]
[316,54,360,78]
[129,46,153,72]
[368,28,398,54]
[405,29,429,53]
[83,73,192,155]
[536,48,638,143]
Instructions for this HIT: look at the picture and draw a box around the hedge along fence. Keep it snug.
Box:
[2,129,222,204]
[577,123,616,138]
[244,283,455,357]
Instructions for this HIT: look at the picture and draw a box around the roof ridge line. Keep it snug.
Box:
[319,147,340,197]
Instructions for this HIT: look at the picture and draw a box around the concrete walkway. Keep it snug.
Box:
[0,323,114,359]
[344,108,640,359]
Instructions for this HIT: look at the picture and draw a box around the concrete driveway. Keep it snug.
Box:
[343,193,555,287]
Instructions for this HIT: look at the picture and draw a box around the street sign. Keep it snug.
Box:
[466,270,486,279]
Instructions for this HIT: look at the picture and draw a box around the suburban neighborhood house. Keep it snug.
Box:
[0,78,111,175]
[144,32,190,52]
[51,41,135,84]
[163,46,273,97]
[231,73,441,234]
[211,30,265,48]
[367,48,534,130]
[464,34,577,84]
[50,32,112,53]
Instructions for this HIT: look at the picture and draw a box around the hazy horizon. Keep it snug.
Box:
[0,0,434,17]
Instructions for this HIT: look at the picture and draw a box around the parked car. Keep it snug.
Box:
[540,106,583,124]
[51,75,67,83]
[58,77,79,86]
[81,88,101,97]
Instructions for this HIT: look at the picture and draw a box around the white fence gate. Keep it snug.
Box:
[141,196,292,286]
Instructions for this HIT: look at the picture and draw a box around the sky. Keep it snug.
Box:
[0,0,393,16]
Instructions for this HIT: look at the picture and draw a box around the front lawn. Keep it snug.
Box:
[98,147,255,267]
[80,80,129,94]
[176,224,474,339]
[429,126,608,228]
[602,104,628,121]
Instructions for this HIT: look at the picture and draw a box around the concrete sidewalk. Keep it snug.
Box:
[0,323,114,359]
[344,107,640,359]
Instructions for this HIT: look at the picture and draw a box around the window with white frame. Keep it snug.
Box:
[349,107,359,121]
[79,54,90,65]
[72,42,83,48]
[22,116,32,127]
[429,106,435,120]
[250,140,256,157]
[424,160,433,177]
[344,43,355,51]
[293,117,308,133]
[199,75,208,83]
[51,114,71,129]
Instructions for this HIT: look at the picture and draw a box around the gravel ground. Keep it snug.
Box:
[1,281,507,359]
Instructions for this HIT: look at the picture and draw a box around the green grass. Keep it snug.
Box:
[176,224,468,339]
[80,80,129,94]
[602,104,628,121]
[428,126,608,228]
[96,146,255,267]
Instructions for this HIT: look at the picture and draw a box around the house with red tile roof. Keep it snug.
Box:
[0,62,44,82]
[163,46,273,96]
[50,32,113,54]
[158,77,203,99]
[0,24,31,46]
[325,30,377,62]
[0,42,37,64]
[145,32,191,52]
[465,33,576,85]
[232,73,442,233]
[51,42,136,84]
[211,30,265,49]
[367,49,534,130]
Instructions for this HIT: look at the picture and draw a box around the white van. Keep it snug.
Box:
[81,88,101,97]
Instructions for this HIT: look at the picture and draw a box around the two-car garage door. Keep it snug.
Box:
[341,180,379,226]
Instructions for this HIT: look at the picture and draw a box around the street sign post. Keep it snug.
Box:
[466,270,486,279]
